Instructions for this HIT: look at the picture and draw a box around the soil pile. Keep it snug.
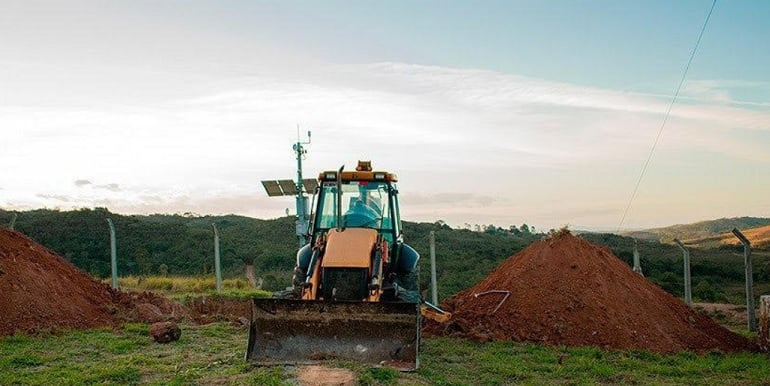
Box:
[0,228,119,335]
[0,228,188,336]
[429,231,754,353]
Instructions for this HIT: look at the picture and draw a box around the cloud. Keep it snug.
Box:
[680,79,770,106]
[35,194,72,202]
[402,193,502,207]
[2,62,769,229]
[95,183,121,192]
[92,192,291,220]
[170,62,770,166]
[73,180,120,191]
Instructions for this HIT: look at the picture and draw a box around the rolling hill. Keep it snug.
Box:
[682,224,770,249]
[622,217,770,244]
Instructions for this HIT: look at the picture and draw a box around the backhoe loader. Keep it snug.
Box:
[246,161,421,370]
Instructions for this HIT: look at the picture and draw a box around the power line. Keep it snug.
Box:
[616,0,718,233]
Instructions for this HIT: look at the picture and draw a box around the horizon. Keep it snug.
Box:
[3,206,767,234]
[2,1,769,231]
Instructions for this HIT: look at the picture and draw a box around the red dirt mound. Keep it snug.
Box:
[0,228,191,336]
[428,231,754,353]
[0,228,119,335]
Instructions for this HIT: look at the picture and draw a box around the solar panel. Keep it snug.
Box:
[302,179,319,194]
[261,180,284,197]
[278,179,299,195]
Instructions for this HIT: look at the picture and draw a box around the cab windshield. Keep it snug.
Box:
[315,180,393,232]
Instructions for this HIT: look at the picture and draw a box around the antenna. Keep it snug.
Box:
[261,130,317,247]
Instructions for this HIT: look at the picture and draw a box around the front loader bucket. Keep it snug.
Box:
[246,299,420,371]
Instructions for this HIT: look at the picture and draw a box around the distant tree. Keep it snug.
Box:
[653,272,682,296]
[134,247,152,275]
[758,261,770,282]
[520,224,530,234]
[158,263,168,277]
[693,279,722,302]
[483,224,498,235]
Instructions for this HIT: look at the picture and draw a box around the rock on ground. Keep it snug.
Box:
[150,321,181,343]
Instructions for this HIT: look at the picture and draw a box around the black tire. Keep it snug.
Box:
[395,266,420,303]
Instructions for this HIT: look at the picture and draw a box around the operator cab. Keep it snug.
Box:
[291,161,419,303]
[312,161,401,245]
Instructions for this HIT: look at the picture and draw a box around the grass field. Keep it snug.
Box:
[106,276,272,300]
[1,322,768,385]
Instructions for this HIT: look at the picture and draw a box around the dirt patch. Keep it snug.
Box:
[186,296,250,325]
[426,231,756,353]
[296,366,356,386]
[112,290,189,323]
[694,303,749,329]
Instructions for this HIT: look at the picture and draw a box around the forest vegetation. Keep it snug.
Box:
[1,209,768,304]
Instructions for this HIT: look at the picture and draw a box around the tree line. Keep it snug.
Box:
[1,208,765,303]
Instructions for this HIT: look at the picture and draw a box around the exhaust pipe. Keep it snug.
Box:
[336,165,344,232]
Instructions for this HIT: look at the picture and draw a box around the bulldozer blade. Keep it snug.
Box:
[246,298,420,371]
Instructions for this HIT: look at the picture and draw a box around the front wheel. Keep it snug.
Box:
[394,267,420,303]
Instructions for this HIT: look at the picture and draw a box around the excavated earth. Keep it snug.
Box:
[0,228,195,336]
[426,231,756,353]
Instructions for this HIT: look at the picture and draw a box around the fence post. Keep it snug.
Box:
[213,223,222,294]
[673,238,692,306]
[430,231,438,305]
[106,218,118,289]
[732,228,756,332]
[9,213,17,230]
[632,238,643,275]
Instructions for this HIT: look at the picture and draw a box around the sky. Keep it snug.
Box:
[1,0,769,231]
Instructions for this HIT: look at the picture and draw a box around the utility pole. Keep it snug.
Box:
[673,238,692,306]
[212,223,222,294]
[9,213,17,230]
[106,218,118,289]
[732,228,756,332]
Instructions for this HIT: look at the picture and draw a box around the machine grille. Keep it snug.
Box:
[322,268,368,301]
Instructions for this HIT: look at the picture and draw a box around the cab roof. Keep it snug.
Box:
[318,161,398,182]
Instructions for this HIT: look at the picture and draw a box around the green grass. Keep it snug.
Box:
[0,323,285,385]
[1,325,768,385]
[416,338,770,385]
